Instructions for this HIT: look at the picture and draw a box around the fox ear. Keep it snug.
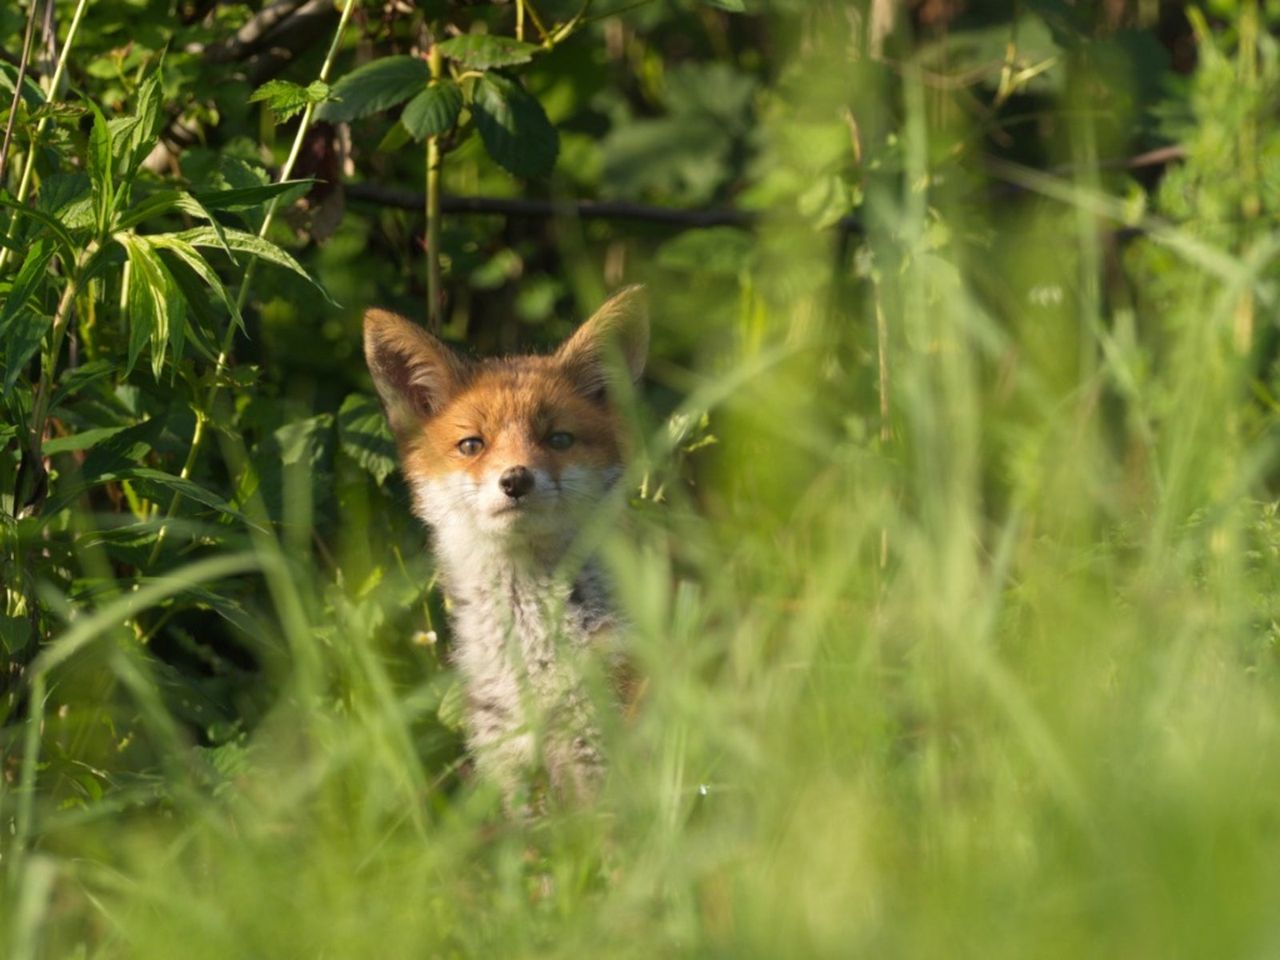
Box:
[364,308,467,439]
[555,285,648,401]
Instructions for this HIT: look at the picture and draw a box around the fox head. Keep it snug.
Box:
[364,286,648,553]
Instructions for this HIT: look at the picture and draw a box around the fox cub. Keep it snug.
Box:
[364,287,647,808]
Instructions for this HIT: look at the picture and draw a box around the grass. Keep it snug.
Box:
[6,15,1280,960]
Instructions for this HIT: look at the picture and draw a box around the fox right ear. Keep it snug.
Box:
[363,309,466,439]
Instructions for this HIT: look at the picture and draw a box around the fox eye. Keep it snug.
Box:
[547,431,575,450]
[457,437,484,456]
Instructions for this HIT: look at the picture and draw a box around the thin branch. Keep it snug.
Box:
[204,0,308,63]
[345,183,774,229]
[344,140,1190,235]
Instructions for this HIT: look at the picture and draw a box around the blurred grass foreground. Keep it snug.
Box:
[5,0,1280,957]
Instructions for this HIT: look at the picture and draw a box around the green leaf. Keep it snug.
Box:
[250,79,331,123]
[115,191,233,259]
[338,393,397,485]
[124,73,165,176]
[0,614,34,657]
[0,60,44,109]
[87,103,115,231]
[471,73,558,179]
[192,181,312,212]
[402,81,463,141]
[698,0,746,9]
[43,424,132,456]
[175,226,333,302]
[376,120,413,153]
[147,233,245,337]
[79,417,167,480]
[49,359,114,414]
[116,233,188,378]
[3,310,48,397]
[437,35,540,70]
[60,467,260,529]
[0,238,56,336]
[318,55,430,123]
[0,189,78,257]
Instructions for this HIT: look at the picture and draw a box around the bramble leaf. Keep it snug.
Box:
[471,73,558,179]
[318,56,429,122]
[250,79,332,123]
[437,35,540,70]
[402,81,463,141]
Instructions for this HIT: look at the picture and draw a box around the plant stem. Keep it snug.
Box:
[0,0,40,182]
[147,0,359,564]
[523,0,552,43]
[0,0,91,272]
[425,41,444,334]
[21,242,95,515]
[28,248,90,439]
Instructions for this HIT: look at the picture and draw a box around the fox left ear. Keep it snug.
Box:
[555,285,648,400]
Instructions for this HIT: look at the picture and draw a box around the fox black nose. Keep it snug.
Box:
[499,465,535,500]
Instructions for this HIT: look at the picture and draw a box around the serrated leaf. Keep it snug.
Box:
[338,393,397,485]
[471,73,558,179]
[318,55,430,123]
[437,35,540,70]
[402,81,463,141]
[175,226,334,303]
[250,79,329,123]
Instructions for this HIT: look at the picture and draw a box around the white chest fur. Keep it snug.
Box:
[433,531,616,804]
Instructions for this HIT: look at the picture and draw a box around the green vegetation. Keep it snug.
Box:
[4,0,1280,955]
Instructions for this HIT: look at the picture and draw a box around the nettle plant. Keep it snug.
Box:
[0,69,323,696]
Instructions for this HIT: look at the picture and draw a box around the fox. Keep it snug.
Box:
[363,286,648,810]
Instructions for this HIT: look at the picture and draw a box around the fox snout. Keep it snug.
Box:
[499,465,535,500]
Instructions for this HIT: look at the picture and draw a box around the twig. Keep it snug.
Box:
[204,0,307,62]
[345,184,774,228]
[345,140,1191,235]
